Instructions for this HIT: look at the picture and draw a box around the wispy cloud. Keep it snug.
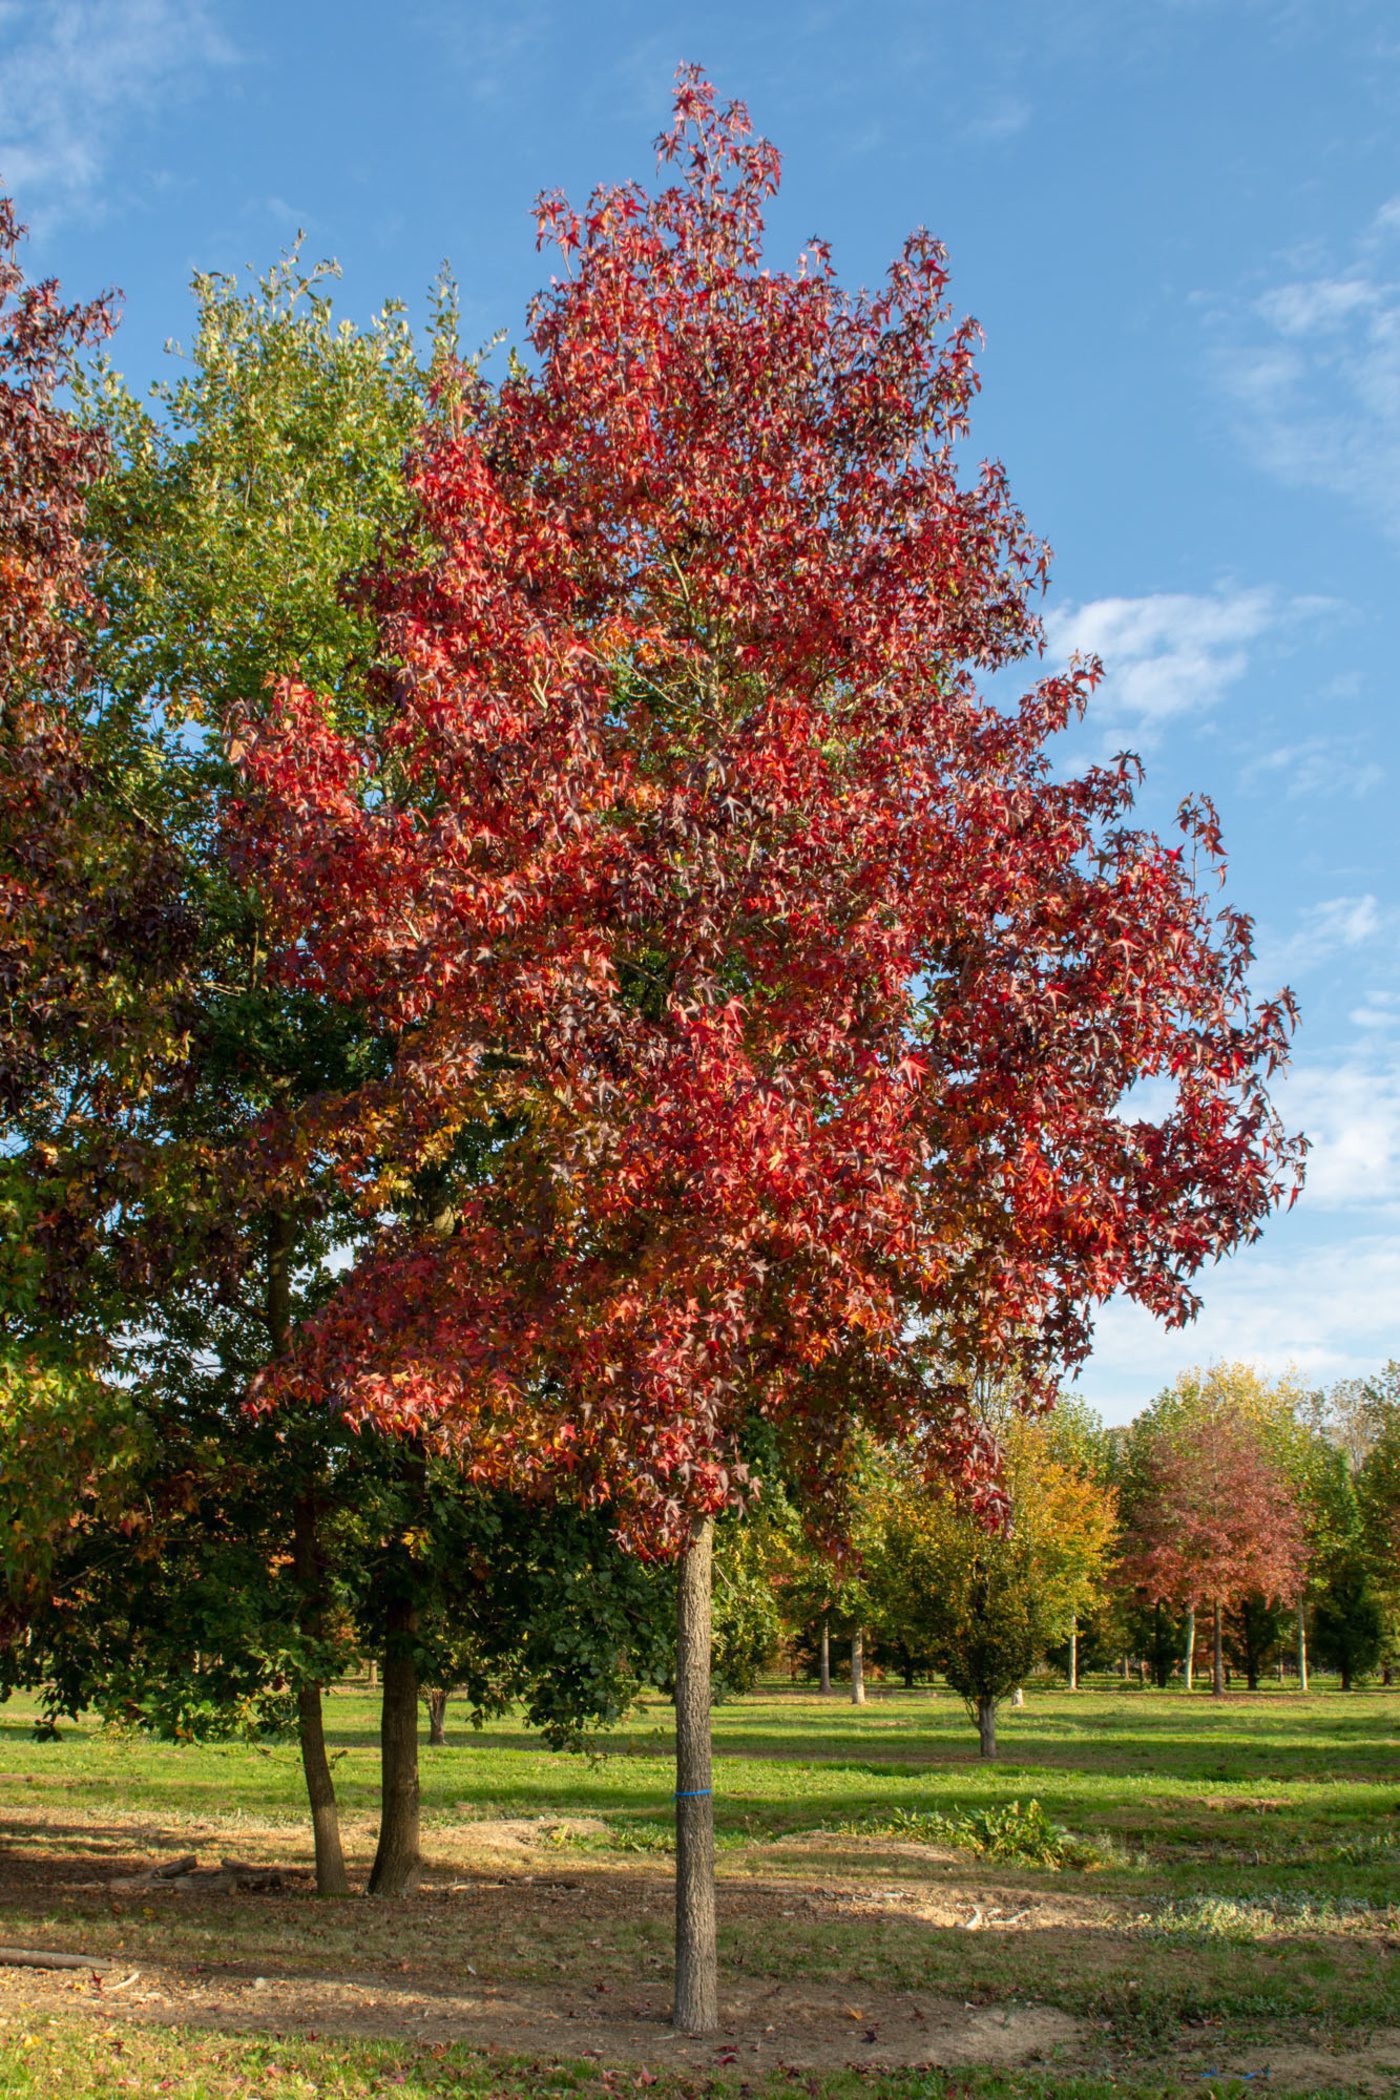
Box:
[1240,732,1383,802]
[1280,1053,1400,1210]
[0,0,234,225]
[1079,1230,1400,1417]
[1215,196,1400,537]
[414,1,554,106]
[1254,893,1396,985]
[1043,587,1330,744]
[1079,1036,1400,1415]
[961,94,1032,144]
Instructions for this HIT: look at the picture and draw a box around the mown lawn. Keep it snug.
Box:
[0,1679,1396,2097]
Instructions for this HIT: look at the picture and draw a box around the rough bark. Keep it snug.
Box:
[1184,1606,1196,1692]
[367,1590,421,1896]
[1212,1600,1226,1699]
[673,1515,717,2035]
[977,1694,997,1759]
[270,1217,349,1898]
[1153,1601,1169,1688]
[850,1627,866,1706]
[818,1613,832,1696]
[292,1497,350,1897]
[426,1687,448,1746]
[1240,1602,1261,1690]
[1296,1599,1309,1692]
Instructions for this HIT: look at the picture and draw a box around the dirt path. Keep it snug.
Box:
[0,1957,1087,2073]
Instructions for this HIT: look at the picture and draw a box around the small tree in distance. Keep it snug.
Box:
[1122,1372,1308,1696]
[862,1408,1116,1755]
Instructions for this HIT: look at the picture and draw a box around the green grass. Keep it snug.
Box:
[0,1679,1397,2096]
[0,2017,1344,2100]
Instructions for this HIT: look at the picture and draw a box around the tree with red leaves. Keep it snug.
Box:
[232,74,1302,2029]
[1121,1384,1308,1697]
[0,196,161,1353]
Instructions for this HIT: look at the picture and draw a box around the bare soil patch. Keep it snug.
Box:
[0,1803,1396,2090]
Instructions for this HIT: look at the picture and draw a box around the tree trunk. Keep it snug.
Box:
[818,1613,832,1696]
[1212,1600,1226,1699]
[673,1515,717,2036]
[1184,1606,1195,1692]
[1341,1658,1353,1692]
[1296,1600,1308,1692]
[1120,1654,1129,1681]
[1068,1622,1078,1692]
[367,1658,377,1688]
[270,1219,349,1900]
[368,1591,421,1896]
[1011,1685,1024,1708]
[902,1654,915,1690]
[426,1687,448,1746]
[292,1496,350,1897]
[1240,1602,1260,1691]
[850,1628,866,1705]
[1153,1601,1169,1688]
[977,1694,997,1759]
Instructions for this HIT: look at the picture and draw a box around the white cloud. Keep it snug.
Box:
[1076,1231,1400,1422]
[1279,1055,1400,1211]
[1351,990,1400,1035]
[1043,587,1328,742]
[0,0,234,224]
[962,95,1032,144]
[416,2,553,105]
[1241,733,1382,802]
[1255,893,1396,985]
[1216,198,1400,537]
[1079,1035,1400,1419]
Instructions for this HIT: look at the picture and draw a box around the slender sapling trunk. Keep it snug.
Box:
[1184,1606,1195,1692]
[1212,1600,1226,1699]
[818,1613,832,1696]
[977,1694,997,1759]
[1296,1599,1308,1692]
[850,1628,866,1706]
[1068,1622,1078,1692]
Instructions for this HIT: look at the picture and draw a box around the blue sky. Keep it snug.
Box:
[3,0,1397,1422]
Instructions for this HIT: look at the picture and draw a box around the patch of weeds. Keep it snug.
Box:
[839,1797,1113,1870]
[1137,1890,1399,1941]
[1329,1829,1400,1867]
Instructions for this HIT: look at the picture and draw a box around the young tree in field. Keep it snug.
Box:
[1310,1560,1383,1689]
[1120,1373,1307,1696]
[233,75,1301,2030]
[863,1409,1116,1754]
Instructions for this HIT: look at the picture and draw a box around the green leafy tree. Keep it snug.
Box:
[861,1409,1116,1755]
[3,247,458,1890]
[1311,1563,1384,1689]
